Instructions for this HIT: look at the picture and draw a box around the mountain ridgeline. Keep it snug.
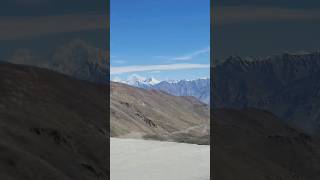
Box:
[150,78,210,104]
[7,39,109,83]
[213,51,320,135]
[115,76,210,104]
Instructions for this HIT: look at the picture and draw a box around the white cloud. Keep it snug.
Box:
[155,47,210,62]
[111,63,210,75]
[171,47,210,61]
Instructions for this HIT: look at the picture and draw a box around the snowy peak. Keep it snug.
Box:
[112,74,161,87]
[126,74,146,85]
[144,77,160,85]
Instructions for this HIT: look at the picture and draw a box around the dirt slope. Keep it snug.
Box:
[110,82,210,144]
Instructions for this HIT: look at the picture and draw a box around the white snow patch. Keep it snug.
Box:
[111,138,210,180]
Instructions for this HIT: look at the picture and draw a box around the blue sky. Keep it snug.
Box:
[110,0,210,81]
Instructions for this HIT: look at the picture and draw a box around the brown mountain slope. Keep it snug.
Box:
[213,108,320,180]
[0,62,108,180]
[110,82,210,144]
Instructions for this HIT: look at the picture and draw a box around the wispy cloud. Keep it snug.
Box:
[0,13,106,40]
[156,47,210,62]
[172,47,210,61]
[111,63,209,75]
[215,6,320,26]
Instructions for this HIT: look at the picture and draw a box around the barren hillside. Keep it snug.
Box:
[110,82,210,144]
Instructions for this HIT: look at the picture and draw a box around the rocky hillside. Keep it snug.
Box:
[213,51,320,134]
[213,108,320,180]
[110,82,210,144]
[0,62,108,180]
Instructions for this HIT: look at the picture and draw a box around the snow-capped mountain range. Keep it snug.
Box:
[113,74,160,87]
[112,74,210,104]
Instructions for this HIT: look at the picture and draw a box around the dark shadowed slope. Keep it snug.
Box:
[0,62,108,180]
[110,82,210,144]
[213,108,320,180]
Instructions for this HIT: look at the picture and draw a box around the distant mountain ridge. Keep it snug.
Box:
[113,74,161,88]
[113,75,210,104]
[7,39,109,83]
[151,78,210,104]
[213,51,320,134]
